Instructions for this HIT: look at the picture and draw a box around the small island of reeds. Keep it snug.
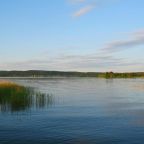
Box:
[0,81,54,112]
[0,81,32,97]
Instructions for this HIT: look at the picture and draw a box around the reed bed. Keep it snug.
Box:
[0,81,54,112]
[0,81,32,97]
[0,81,33,112]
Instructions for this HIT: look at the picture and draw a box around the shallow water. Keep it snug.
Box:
[0,78,144,144]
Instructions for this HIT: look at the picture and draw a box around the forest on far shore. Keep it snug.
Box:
[0,70,144,78]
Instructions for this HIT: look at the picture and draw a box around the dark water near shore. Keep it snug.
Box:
[0,78,144,144]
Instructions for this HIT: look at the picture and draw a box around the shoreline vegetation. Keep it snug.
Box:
[0,81,32,97]
[0,70,144,78]
[0,81,33,112]
[0,81,54,112]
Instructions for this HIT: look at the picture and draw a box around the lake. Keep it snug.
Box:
[0,78,144,144]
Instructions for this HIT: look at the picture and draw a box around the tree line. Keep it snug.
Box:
[0,70,144,78]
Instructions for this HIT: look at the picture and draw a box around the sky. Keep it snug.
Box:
[0,0,144,72]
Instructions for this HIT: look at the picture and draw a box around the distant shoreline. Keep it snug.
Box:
[0,70,144,78]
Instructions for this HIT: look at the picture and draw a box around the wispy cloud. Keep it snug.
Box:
[69,0,85,4]
[73,4,95,17]
[102,29,144,53]
[1,51,144,72]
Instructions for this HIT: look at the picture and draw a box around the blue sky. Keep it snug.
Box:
[0,0,144,72]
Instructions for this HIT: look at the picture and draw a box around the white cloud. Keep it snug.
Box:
[69,0,85,4]
[101,29,144,53]
[1,51,144,72]
[73,4,95,17]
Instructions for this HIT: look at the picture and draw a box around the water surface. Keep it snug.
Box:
[0,78,144,144]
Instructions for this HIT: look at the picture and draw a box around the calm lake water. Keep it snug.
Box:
[0,78,144,144]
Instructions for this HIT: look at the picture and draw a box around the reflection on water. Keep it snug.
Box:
[35,92,54,109]
[0,88,54,113]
